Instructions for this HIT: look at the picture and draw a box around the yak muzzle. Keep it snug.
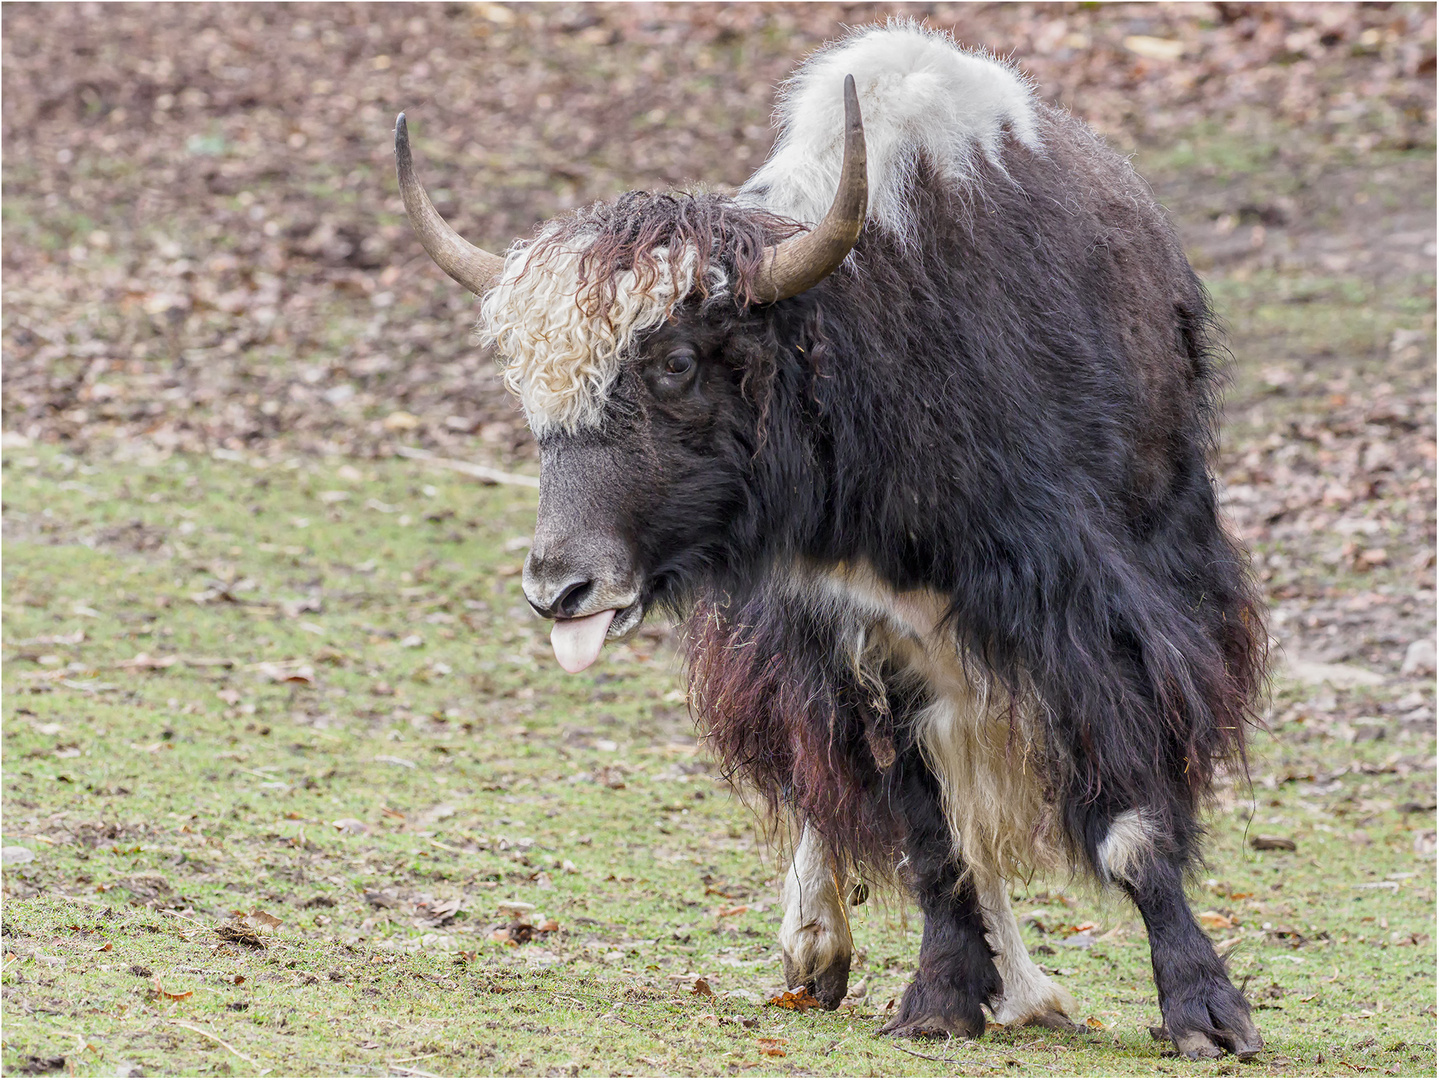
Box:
[522,537,643,674]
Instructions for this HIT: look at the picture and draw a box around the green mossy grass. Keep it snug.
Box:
[3,447,1434,1077]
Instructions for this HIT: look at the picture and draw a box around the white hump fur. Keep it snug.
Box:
[739,22,1040,242]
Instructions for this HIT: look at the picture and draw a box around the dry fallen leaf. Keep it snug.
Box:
[1250,835,1297,852]
[1123,35,1186,61]
[151,976,193,1001]
[767,988,824,1012]
[413,896,464,928]
[758,1037,788,1057]
[1198,911,1237,930]
[215,923,265,949]
[123,652,177,670]
[383,410,421,431]
[690,977,714,998]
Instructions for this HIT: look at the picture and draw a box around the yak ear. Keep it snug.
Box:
[395,113,506,295]
[751,74,868,303]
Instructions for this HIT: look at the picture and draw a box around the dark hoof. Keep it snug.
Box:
[1022,1008,1080,1032]
[782,951,850,1011]
[878,1012,983,1039]
[1175,1032,1224,1060]
[877,965,995,1040]
[1161,982,1263,1060]
[1225,1027,1263,1062]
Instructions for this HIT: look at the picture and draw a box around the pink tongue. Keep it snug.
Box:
[550,609,616,674]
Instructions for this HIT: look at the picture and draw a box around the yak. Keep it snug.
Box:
[394,24,1267,1059]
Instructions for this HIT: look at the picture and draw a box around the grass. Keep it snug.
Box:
[3,446,1435,1077]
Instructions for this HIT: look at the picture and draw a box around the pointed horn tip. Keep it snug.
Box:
[842,75,862,131]
[750,73,866,303]
[391,109,506,296]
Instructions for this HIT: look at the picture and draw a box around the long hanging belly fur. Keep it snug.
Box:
[810,561,1065,882]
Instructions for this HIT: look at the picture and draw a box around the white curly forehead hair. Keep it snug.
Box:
[471,145,868,436]
[479,235,718,436]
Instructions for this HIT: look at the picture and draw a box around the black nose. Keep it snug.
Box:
[527,577,594,619]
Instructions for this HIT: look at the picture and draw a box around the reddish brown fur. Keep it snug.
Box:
[518,191,806,318]
[686,595,912,878]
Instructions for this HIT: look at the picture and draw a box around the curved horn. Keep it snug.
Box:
[751,74,868,304]
[395,113,506,296]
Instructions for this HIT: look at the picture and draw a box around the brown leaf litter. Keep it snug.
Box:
[767,987,825,1012]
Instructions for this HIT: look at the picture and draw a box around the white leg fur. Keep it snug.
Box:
[976,874,1077,1026]
[1097,809,1157,884]
[779,825,852,995]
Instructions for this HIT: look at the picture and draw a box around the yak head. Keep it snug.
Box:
[394,78,865,672]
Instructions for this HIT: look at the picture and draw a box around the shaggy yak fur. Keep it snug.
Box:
[458,24,1267,1060]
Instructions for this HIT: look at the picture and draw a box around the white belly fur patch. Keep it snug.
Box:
[802,561,1062,883]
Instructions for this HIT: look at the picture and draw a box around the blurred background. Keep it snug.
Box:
[1,6,1435,1074]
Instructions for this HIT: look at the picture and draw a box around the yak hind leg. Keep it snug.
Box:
[879,752,1001,1039]
[975,874,1078,1031]
[778,824,852,1009]
[1099,811,1261,1060]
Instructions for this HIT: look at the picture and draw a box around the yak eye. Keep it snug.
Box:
[645,349,699,400]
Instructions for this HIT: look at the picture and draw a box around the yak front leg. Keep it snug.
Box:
[975,874,1077,1030]
[778,823,853,1009]
[879,749,1002,1038]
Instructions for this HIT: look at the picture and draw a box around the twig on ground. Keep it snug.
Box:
[889,1041,982,1067]
[599,1011,640,1027]
[1004,1056,1054,1071]
[54,1031,95,1058]
[395,445,540,489]
[157,907,207,924]
[168,1020,267,1074]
